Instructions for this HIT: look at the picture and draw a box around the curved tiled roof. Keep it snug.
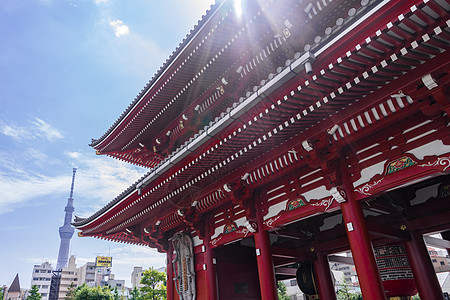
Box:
[90,0,221,148]
[74,0,450,243]
[73,0,382,228]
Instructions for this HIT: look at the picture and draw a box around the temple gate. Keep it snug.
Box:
[74,0,450,299]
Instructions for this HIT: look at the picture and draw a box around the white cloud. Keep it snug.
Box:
[107,245,166,285]
[0,150,144,216]
[66,151,81,159]
[0,117,63,142]
[62,151,145,216]
[109,20,130,37]
[0,172,70,214]
[32,117,64,141]
[0,123,32,141]
[95,0,109,4]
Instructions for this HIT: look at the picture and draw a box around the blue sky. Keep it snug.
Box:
[0,0,214,288]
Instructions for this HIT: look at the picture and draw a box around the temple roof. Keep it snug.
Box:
[74,0,450,246]
[89,0,364,169]
[89,1,219,149]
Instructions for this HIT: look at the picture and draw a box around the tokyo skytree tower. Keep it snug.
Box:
[56,168,77,270]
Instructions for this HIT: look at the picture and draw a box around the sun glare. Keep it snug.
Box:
[234,0,242,17]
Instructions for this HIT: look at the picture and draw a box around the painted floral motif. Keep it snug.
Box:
[265,215,282,228]
[355,179,384,196]
[287,198,306,211]
[211,236,222,247]
[419,156,450,172]
[386,156,417,175]
[236,227,251,237]
[310,197,334,210]
[438,183,450,198]
[224,222,237,234]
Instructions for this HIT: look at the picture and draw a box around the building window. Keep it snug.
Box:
[440,261,445,266]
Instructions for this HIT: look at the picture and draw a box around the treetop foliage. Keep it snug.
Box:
[27,285,42,300]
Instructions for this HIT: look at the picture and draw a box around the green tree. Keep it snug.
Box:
[27,285,42,300]
[277,281,290,300]
[129,287,141,300]
[112,287,120,300]
[65,283,77,300]
[74,284,113,300]
[412,294,421,300]
[337,281,362,300]
[140,267,166,300]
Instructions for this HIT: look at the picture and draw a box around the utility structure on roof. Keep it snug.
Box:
[74,0,450,299]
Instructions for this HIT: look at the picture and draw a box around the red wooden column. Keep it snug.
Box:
[253,204,278,300]
[203,222,218,300]
[405,231,444,300]
[340,160,386,300]
[167,242,174,300]
[313,253,337,300]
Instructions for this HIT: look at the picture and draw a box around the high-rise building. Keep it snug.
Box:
[31,262,53,300]
[130,267,145,289]
[57,256,78,300]
[50,255,121,300]
[78,262,96,287]
[104,274,125,291]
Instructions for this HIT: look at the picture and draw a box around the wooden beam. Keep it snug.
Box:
[273,257,298,268]
[275,267,297,276]
[271,246,315,260]
[270,227,313,241]
[424,235,450,250]
[328,255,354,265]
[366,220,410,241]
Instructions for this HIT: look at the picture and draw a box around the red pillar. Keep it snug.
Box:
[405,231,444,300]
[340,161,386,300]
[203,226,218,300]
[166,243,174,300]
[254,207,278,300]
[166,249,174,300]
[313,253,337,300]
